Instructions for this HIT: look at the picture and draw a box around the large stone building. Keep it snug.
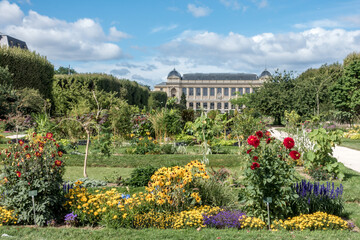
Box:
[154,69,271,112]
[0,33,28,49]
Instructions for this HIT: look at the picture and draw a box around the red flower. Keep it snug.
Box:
[16,171,21,177]
[250,162,260,170]
[52,154,55,158]
[25,153,31,159]
[58,151,63,157]
[55,160,62,167]
[253,156,258,161]
[56,144,60,149]
[247,135,257,146]
[289,150,301,160]
[24,145,29,151]
[283,137,295,149]
[33,132,37,137]
[19,140,24,146]
[46,132,53,139]
[35,151,42,157]
[256,131,263,138]
[7,153,11,158]
[265,131,271,137]
[253,138,260,148]
[246,149,252,154]
[266,138,271,144]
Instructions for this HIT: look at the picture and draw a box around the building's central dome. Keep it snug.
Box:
[167,68,182,78]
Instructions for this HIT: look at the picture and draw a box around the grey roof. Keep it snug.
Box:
[0,34,28,49]
[154,82,167,86]
[260,69,271,78]
[182,73,258,80]
[167,68,182,78]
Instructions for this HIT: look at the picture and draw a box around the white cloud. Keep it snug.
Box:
[187,4,212,17]
[108,26,131,41]
[159,28,360,74]
[151,24,178,33]
[219,0,241,10]
[295,15,360,29]
[1,2,129,61]
[0,0,24,26]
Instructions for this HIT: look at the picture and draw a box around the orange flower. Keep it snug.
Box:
[55,160,62,166]
[58,151,63,157]
[25,153,31,159]
[19,140,24,146]
[35,151,42,157]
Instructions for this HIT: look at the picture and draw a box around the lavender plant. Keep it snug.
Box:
[64,212,78,226]
[203,210,246,229]
[292,180,344,216]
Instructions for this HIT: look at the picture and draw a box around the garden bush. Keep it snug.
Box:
[242,131,300,220]
[125,166,158,187]
[0,133,65,226]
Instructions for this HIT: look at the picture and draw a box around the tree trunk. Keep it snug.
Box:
[84,128,90,178]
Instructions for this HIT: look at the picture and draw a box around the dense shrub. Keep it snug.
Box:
[0,47,54,99]
[126,166,158,187]
[0,133,65,226]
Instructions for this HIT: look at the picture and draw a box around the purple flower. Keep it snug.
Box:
[203,210,246,229]
[64,212,78,226]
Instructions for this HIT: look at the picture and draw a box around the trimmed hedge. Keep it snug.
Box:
[53,74,149,114]
[0,46,54,99]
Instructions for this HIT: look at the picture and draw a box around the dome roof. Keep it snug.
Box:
[167,68,182,78]
[260,69,271,78]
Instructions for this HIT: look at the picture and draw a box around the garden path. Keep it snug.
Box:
[269,128,360,173]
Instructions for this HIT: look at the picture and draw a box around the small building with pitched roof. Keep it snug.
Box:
[0,33,28,50]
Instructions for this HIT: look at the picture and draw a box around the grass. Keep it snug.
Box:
[63,166,134,182]
[0,227,358,240]
[340,138,360,151]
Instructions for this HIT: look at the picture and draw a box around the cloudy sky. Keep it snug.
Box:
[1,0,360,87]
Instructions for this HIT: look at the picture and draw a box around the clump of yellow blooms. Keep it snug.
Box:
[0,206,17,226]
[145,160,209,210]
[240,216,266,230]
[272,212,352,231]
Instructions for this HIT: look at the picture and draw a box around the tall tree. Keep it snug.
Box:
[331,52,360,124]
[249,71,295,125]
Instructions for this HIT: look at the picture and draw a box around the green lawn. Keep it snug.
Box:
[63,166,134,182]
[340,138,360,151]
[0,227,358,240]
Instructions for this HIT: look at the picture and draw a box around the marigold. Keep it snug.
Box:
[55,160,62,166]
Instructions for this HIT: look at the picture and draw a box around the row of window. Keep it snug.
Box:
[183,87,257,96]
[188,102,241,110]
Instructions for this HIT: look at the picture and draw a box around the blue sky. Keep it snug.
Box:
[1,0,360,87]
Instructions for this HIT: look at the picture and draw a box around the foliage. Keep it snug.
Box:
[284,110,301,130]
[181,109,195,123]
[0,133,65,226]
[203,210,245,229]
[304,128,344,180]
[125,166,158,187]
[0,46,54,99]
[132,114,154,139]
[307,166,334,180]
[131,135,160,155]
[17,88,47,115]
[272,212,352,231]
[93,126,112,157]
[31,113,55,135]
[163,109,182,136]
[249,71,296,125]
[55,66,77,75]
[242,132,300,220]
[331,52,360,124]
[180,92,187,109]
[0,66,12,86]
[65,178,107,188]
[160,144,176,154]
[148,91,167,109]
[108,99,135,138]
[0,84,18,119]
[291,180,344,216]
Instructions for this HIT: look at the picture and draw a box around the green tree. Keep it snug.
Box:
[180,92,187,109]
[249,71,295,125]
[55,66,77,74]
[148,91,167,109]
[331,52,360,124]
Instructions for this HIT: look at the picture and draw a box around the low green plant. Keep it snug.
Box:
[304,128,344,180]
[126,166,158,187]
[307,166,334,180]
[131,136,161,155]
[66,178,107,188]
[160,144,176,154]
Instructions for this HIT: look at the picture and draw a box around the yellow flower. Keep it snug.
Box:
[113,215,118,219]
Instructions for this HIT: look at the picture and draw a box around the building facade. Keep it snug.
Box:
[0,33,28,50]
[154,69,271,112]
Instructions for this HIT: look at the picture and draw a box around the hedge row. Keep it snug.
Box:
[0,46,54,99]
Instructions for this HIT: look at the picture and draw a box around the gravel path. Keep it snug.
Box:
[269,128,360,173]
